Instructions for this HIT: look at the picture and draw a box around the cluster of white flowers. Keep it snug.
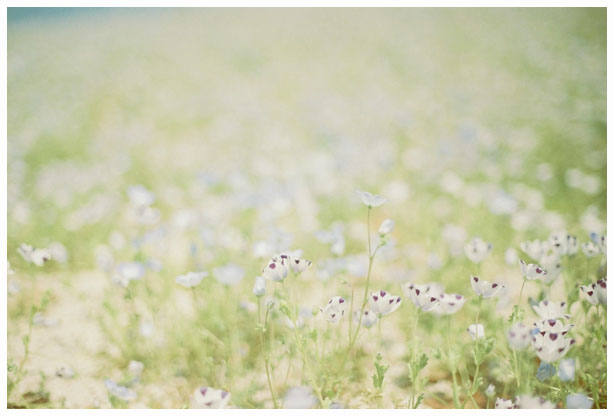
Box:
[17,242,68,266]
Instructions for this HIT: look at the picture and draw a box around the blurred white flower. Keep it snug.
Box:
[442,224,467,256]
[532,300,570,320]
[549,231,578,256]
[55,365,75,379]
[533,319,574,335]
[105,379,137,401]
[470,276,504,298]
[467,323,484,340]
[515,395,555,409]
[252,276,266,297]
[532,331,575,363]
[485,384,495,398]
[519,239,549,260]
[378,219,395,235]
[434,293,466,315]
[504,248,518,265]
[112,262,145,287]
[127,184,155,208]
[213,263,245,286]
[589,233,606,253]
[518,259,547,280]
[427,252,443,270]
[290,256,312,275]
[18,243,51,267]
[48,242,68,263]
[566,393,593,409]
[283,386,317,409]
[353,309,378,328]
[558,358,575,382]
[356,190,387,208]
[175,271,208,288]
[369,290,402,316]
[507,323,531,350]
[320,296,346,323]
[193,386,231,409]
[579,278,606,305]
[495,398,515,409]
[128,360,144,378]
[581,241,601,257]
[464,237,492,264]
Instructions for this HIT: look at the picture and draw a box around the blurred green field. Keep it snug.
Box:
[7,8,606,409]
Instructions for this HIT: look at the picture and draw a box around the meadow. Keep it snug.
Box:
[6,8,607,409]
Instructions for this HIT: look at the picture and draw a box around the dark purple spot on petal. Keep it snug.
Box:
[396,297,401,303]
[492,283,498,288]
[269,263,276,269]
[331,313,336,318]
[389,299,394,304]
[221,391,229,399]
[281,255,288,259]
[588,291,594,296]
[329,299,332,304]
[540,331,546,336]
[380,290,386,297]
[549,333,558,341]
[455,295,462,300]
[295,259,300,264]
[339,298,345,303]
[200,387,208,396]
[415,289,421,295]
[510,332,516,338]
[548,319,556,326]
[473,277,479,282]
[570,339,576,345]
[373,296,378,301]
[430,297,437,302]
[558,347,564,353]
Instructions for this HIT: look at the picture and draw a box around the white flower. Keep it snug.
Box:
[262,255,290,282]
[507,323,531,350]
[356,190,387,208]
[566,393,593,409]
[519,259,547,280]
[549,231,578,256]
[252,276,266,297]
[18,243,51,267]
[516,395,556,409]
[213,263,245,286]
[353,310,378,328]
[193,386,231,409]
[467,323,484,340]
[55,365,75,378]
[485,384,495,398]
[495,398,515,409]
[48,242,68,263]
[579,278,607,305]
[128,360,144,377]
[283,386,317,409]
[582,241,600,257]
[589,233,606,254]
[520,239,549,260]
[112,262,145,287]
[533,319,574,335]
[290,256,312,275]
[435,293,466,315]
[558,358,575,382]
[105,379,137,401]
[470,276,504,298]
[504,248,518,265]
[464,237,492,264]
[402,282,441,311]
[320,296,347,323]
[539,253,562,284]
[378,219,395,235]
[532,331,575,363]
[175,271,208,288]
[369,290,402,316]
[532,300,570,320]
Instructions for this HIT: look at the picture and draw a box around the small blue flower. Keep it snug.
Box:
[566,393,593,409]
[536,362,555,381]
[530,327,540,336]
[558,358,575,382]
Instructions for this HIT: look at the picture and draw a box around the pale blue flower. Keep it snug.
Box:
[558,358,575,382]
[566,393,593,409]
[536,362,555,381]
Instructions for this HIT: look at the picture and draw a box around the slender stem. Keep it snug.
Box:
[447,316,460,408]
[518,278,527,306]
[260,305,278,408]
[348,287,354,346]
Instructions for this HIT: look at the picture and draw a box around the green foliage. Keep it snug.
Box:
[372,353,389,391]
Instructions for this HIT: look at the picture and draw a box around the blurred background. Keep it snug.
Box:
[7,7,606,408]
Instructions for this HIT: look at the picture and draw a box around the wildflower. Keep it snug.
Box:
[467,323,484,340]
[558,358,575,382]
[127,185,155,208]
[320,296,347,323]
[369,290,402,316]
[139,319,155,338]
[504,248,518,265]
[48,242,68,263]
[566,393,593,409]
[402,283,441,312]
[589,232,606,254]
[427,252,443,270]
[356,190,387,208]
[485,384,495,398]
[520,239,549,260]
[580,279,607,305]
[533,319,574,335]
[470,276,504,298]
[353,310,378,328]
[17,243,51,267]
[193,386,231,409]
[290,256,312,275]
[507,323,531,350]
[112,262,145,287]
[435,293,466,315]
[283,386,317,409]
[549,231,578,256]
[442,223,467,256]
[105,379,137,401]
[539,253,562,284]
[252,276,266,297]
[519,259,547,280]
[516,395,556,409]
[262,256,290,282]
[495,398,515,409]
[378,219,395,235]
[536,362,556,381]
[175,271,208,288]
[464,237,492,264]
[581,241,600,257]
[55,365,75,378]
[532,331,575,363]
[532,300,570,320]
[213,263,245,286]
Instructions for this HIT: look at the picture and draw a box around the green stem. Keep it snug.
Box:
[518,278,527,306]
[447,316,460,408]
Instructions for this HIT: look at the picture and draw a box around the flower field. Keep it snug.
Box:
[6,8,607,409]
